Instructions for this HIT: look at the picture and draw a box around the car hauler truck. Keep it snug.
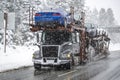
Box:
[29,8,110,70]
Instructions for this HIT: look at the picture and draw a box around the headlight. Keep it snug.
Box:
[60,52,71,59]
[67,54,71,58]
[32,51,40,59]
[33,54,39,59]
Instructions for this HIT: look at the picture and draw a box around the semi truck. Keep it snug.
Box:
[30,9,110,70]
[33,29,80,70]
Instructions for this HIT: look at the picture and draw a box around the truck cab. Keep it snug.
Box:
[32,30,80,70]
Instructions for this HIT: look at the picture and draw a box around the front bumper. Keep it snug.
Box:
[33,58,70,66]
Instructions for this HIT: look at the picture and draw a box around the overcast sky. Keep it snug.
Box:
[85,0,120,25]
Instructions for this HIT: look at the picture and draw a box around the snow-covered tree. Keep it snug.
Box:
[92,8,99,24]
[85,7,92,23]
[106,8,115,27]
[44,0,85,20]
[98,8,107,27]
[85,8,99,24]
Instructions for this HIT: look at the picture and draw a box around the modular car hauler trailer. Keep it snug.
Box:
[29,7,110,70]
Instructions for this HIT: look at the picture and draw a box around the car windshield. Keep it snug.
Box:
[41,30,72,45]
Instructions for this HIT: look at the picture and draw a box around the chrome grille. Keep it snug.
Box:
[42,46,58,57]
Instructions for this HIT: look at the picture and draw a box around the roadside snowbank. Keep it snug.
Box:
[0,45,39,72]
[109,43,120,51]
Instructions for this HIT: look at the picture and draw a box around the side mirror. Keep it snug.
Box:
[68,42,72,45]
[66,13,71,16]
[33,43,41,47]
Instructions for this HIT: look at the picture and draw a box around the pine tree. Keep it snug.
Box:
[85,7,93,23]
[99,8,107,27]
[106,8,115,27]
[92,8,98,24]
[55,0,85,14]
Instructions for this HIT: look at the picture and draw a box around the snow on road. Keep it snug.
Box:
[90,50,120,80]
[0,43,120,72]
[0,45,39,72]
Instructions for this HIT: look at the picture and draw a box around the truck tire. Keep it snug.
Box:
[104,50,110,58]
[66,62,72,70]
[34,63,41,70]
[87,45,95,62]
[55,65,61,71]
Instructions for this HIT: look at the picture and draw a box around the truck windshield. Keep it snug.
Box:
[41,30,72,45]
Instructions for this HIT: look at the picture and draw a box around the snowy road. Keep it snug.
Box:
[0,50,120,80]
[91,50,120,80]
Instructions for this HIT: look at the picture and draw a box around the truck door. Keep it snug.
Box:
[72,32,80,54]
[36,32,42,43]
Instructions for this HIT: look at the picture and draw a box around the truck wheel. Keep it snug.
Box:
[34,63,41,70]
[66,62,72,70]
[87,45,95,62]
[55,65,61,71]
[104,50,110,58]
